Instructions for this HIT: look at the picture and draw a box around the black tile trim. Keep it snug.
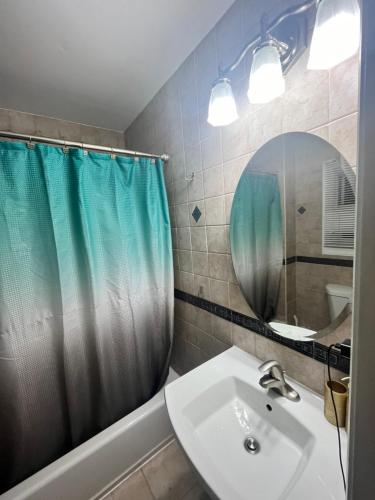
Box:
[283,255,353,267]
[283,256,296,265]
[297,255,353,267]
[174,289,350,374]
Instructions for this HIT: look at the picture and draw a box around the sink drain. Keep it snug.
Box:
[244,437,260,455]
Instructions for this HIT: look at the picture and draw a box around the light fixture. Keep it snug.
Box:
[308,0,360,70]
[207,77,238,127]
[206,0,361,127]
[247,44,286,104]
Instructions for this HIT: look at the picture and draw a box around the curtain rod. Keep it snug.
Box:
[0,130,169,162]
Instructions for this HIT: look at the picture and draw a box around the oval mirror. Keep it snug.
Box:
[230,132,356,345]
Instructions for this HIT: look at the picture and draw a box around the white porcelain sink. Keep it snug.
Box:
[165,347,347,500]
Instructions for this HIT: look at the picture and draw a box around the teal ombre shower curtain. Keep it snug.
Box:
[230,171,282,323]
[0,141,173,492]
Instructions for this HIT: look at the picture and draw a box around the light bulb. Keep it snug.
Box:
[207,78,238,127]
[308,0,360,70]
[247,44,285,104]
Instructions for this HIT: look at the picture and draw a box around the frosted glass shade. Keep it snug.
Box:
[207,78,238,127]
[247,45,285,104]
[308,0,360,70]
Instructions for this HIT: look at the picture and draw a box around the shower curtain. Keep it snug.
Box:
[0,141,173,492]
[230,170,283,323]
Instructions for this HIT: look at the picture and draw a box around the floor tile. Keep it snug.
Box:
[182,483,211,500]
[142,441,198,500]
[111,470,154,500]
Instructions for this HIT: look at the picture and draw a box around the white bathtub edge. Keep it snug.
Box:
[2,368,179,500]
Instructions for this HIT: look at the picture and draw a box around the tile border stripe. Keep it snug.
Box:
[174,289,350,374]
[283,255,353,267]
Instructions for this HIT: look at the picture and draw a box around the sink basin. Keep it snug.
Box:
[165,347,347,500]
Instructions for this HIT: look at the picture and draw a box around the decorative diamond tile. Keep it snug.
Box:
[192,206,201,223]
[297,206,306,215]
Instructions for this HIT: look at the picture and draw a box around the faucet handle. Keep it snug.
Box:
[258,360,282,374]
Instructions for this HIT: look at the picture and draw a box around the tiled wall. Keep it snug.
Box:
[0,108,125,148]
[125,0,359,393]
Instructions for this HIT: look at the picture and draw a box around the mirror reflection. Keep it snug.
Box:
[230,132,356,345]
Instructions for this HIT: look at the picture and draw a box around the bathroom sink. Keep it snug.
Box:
[165,347,347,500]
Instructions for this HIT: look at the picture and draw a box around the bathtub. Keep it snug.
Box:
[2,368,179,500]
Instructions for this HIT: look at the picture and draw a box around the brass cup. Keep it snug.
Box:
[324,380,348,428]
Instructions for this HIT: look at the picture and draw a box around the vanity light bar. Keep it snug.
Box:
[208,0,360,126]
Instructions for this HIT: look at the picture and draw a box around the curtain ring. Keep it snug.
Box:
[62,140,69,154]
[111,147,116,160]
[27,135,34,149]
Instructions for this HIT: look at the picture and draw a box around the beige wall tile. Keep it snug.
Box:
[171,152,187,182]
[192,251,209,276]
[175,204,190,227]
[192,308,213,335]
[174,179,189,205]
[205,196,226,226]
[211,315,232,344]
[329,113,358,166]
[185,145,202,176]
[209,279,229,307]
[223,154,251,194]
[193,275,210,300]
[283,74,329,133]
[180,272,194,294]
[248,100,284,152]
[188,172,204,202]
[329,54,359,122]
[203,165,224,198]
[222,114,251,162]
[191,226,207,252]
[195,328,230,357]
[171,229,178,250]
[201,131,222,170]
[182,113,200,150]
[309,126,329,141]
[208,253,229,281]
[177,228,191,251]
[2,108,125,148]
[0,109,11,130]
[232,324,256,356]
[171,338,209,375]
[206,226,229,254]
[225,193,233,224]
[229,283,254,316]
[178,251,193,273]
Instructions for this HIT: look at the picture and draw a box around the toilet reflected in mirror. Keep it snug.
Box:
[230,132,356,346]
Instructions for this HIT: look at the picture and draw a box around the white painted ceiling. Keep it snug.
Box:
[0,0,235,131]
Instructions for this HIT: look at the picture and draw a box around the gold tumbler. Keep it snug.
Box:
[324,380,348,427]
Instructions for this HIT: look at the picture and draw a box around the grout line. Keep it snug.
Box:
[140,469,156,500]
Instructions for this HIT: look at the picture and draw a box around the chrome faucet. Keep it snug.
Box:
[258,360,300,402]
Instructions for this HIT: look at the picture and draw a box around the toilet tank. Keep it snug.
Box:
[326,283,353,321]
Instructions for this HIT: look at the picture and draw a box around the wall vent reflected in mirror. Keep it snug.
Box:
[230,132,356,347]
[322,158,356,256]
